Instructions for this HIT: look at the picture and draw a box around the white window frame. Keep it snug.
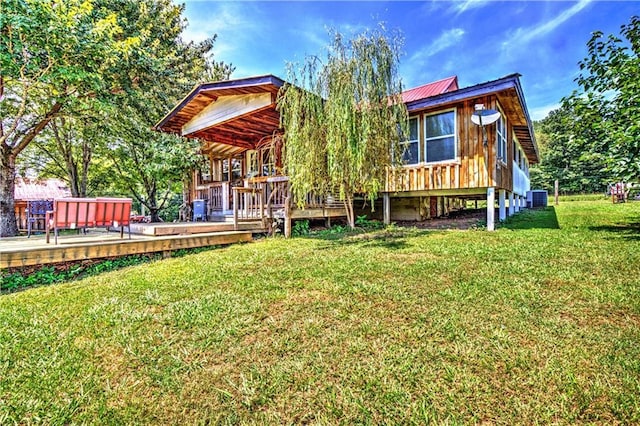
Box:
[496,104,507,163]
[400,116,420,165]
[424,108,457,164]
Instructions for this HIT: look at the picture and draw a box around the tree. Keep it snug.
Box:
[530,96,612,193]
[277,27,408,228]
[18,107,113,197]
[570,15,640,183]
[3,0,232,233]
[0,0,143,236]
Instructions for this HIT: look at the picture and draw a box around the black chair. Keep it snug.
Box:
[27,199,53,237]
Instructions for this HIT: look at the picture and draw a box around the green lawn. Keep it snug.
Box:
[1,199,639,424]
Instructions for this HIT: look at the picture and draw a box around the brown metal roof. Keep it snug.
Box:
[156,73,537,163]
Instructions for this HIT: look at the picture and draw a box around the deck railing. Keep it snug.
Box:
[512,161,530,196]
[386,163,461,192]
[195,181,228,213]
[232,187,264,227]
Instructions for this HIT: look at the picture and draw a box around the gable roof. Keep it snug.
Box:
[155,73,537,163]
[401,76,458,103]
[406,73,538,163]
[154,75,285,156]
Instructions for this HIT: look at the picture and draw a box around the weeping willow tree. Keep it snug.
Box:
[277,27,408,229]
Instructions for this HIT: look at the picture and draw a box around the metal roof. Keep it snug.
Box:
[14,178,71,200]
[401,76,458,103]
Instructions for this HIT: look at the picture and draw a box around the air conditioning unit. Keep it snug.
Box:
[526,190,548,208]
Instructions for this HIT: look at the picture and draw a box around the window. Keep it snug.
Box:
[496,111,507,162]
[222,157,243,181]
[247,151,259,177]
[401,117,419,164]
[200,156,211,183]
[425,110,456,163]
[261,147,275,176]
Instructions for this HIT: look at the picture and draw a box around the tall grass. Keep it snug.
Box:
[1,199,638,424]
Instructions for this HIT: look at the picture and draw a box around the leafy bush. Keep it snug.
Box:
[292,219,311,236]
[1,246,219,293]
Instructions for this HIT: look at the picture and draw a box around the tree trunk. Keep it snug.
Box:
[344,194,355,229]
[147,184,161,223]
[0,147,18,237]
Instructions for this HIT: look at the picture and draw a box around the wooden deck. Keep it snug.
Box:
[0,227,254,269]
[129,220,266,236]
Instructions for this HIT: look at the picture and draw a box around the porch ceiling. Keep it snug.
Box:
[155,75,284,156]
[188,106,281,150]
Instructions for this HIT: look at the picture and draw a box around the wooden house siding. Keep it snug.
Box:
[387,95,520,194]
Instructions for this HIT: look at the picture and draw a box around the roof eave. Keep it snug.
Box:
[154,75,286,132]
[406,73,539,163]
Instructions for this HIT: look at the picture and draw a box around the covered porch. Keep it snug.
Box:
[155,75,348,236]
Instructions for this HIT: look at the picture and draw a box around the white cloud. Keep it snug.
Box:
[530,102,561,121]
[410,28,465,62]
[451,0,491,15]
[502,0,592,48]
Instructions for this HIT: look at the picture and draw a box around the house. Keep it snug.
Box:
[155,73,537,233]
[13,177,71,231]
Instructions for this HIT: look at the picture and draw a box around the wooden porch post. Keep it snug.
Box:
[498,189,506,221]
[232,188,238,230]
[284,195,292,238]
[514,193,520,213]
[383,193,391,225]
[487,187,495,231]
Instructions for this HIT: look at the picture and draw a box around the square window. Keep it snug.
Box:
[400,117,419,165]
[425,110,456,162]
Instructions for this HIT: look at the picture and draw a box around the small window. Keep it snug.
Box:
[261,147,275,176]
[401,117,419,164]
[425,110,456,163]
[200,156,211,183]
[222,157,243,181]
[496,111,507,162]
[247,151,259,177]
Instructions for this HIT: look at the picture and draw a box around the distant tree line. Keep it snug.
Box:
[531,15,639,194]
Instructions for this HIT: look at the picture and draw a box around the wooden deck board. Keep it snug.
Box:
[0,230,253,269]
[131,221,266,236]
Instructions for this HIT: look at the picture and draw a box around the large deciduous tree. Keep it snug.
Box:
[277,28,407,228]
[2,0,232,234]
[0,0,141,236]
[530,95,611,193]
[569,15,640,183]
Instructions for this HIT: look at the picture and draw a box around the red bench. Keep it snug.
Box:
[45,197,132,244]
[95,197,132,238]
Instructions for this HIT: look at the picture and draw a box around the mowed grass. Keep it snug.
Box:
[1,199,639,424]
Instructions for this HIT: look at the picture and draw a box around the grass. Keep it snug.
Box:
[1,198,639,424]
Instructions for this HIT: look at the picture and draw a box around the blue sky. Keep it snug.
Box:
[178,1,639,120]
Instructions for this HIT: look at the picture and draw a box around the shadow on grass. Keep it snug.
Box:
[502,206,560,230]
[310,228,435,250]
[589,219,640,241]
